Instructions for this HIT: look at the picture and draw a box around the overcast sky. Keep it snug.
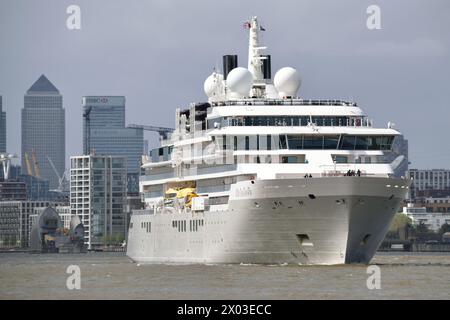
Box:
[1,0,449,169]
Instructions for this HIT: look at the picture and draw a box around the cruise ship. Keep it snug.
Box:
[127,17,410,265]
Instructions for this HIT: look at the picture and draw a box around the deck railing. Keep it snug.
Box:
[211,98,357,107]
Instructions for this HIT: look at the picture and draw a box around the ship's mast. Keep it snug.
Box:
[247,16,266,81]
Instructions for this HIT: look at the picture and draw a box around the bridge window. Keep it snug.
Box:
[340,135,356,150]
[339,135,394,150]
[287,135,302,149]
[226,135,393,151]
[324,136,339,149]
[303,136,323,149]
[355,136,368,150]
[287,135,340,150]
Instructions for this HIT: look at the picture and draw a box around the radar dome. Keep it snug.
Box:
[274,67,301,98]
[226,67,253,97]
[203,72,223,98]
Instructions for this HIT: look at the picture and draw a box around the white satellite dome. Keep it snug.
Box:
[203,72,222,98]
[226,67,253,97]
[274,67,301,98]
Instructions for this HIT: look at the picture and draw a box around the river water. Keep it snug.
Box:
[0,252,449,299]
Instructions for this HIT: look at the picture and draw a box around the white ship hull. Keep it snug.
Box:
[127,176,409,265]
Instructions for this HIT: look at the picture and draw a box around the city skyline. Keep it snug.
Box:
[1,1,450,169]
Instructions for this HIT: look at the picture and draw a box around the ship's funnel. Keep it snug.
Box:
[223,55,238,80]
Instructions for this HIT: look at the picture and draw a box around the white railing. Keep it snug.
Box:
[211,98,357,107]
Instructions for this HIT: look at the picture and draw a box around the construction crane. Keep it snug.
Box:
[0,153,17,180]
[127,124,174,139]
[83,106,92,154]
[47,156,66,192]
[24,152,34,176]
[31,150,41,178]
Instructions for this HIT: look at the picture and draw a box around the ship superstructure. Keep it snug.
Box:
[127,17,410,264]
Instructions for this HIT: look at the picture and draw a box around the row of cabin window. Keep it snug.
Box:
[172,219,204,232]
[141,221,151,233]
[208,116,367,129]
[190,219,203,232]
[217,135,394,151]
[173,220,186,232]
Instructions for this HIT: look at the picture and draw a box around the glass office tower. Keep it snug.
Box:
[21,75,65,189]
[82,96,143,192]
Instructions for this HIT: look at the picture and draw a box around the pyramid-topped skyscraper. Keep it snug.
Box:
[22,75,65,190]
[27,74,60,94]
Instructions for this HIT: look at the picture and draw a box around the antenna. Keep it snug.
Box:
[246,16,266,81]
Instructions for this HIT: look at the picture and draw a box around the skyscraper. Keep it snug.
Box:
[0,96,6,153]
[70,155,127,249]
[21,75,65,189]
[82,96,143,192]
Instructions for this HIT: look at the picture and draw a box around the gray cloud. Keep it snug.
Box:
[1,0,450,169]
